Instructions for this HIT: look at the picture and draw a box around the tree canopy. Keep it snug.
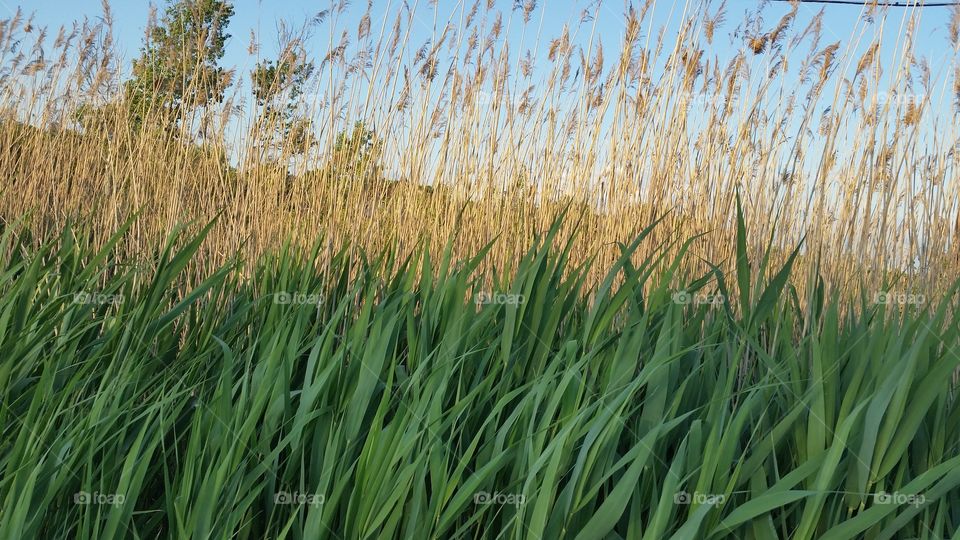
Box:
[124,0,235,127]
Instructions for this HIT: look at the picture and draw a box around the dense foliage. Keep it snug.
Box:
[124,0,235,126]
[1,211,959,539]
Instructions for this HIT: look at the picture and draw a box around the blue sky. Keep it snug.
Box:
[13,0,960,157]
[12,1,956,264]
[17,0,958,79]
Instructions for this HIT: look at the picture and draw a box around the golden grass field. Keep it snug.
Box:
[1,0,958,301]
[7,3,960,538]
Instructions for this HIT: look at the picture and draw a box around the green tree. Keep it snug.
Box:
[124,0,235,128]
[251,40,315,161]
[328,121,384,185]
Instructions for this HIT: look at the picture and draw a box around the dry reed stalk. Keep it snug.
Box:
[0,0,957,304]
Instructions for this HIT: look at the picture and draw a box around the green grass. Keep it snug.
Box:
[1,210,960,539]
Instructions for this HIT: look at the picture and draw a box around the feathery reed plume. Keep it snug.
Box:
[704,1,727,45]
[950,4,960,47]
[748,34,768,55]
[0,0,956,305]
[856,42,879,78]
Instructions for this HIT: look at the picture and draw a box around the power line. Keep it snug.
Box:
[771,0,960,6]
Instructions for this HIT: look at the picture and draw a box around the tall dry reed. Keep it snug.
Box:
[1,0,958,302]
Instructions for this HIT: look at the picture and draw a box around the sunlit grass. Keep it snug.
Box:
[2,1,960,536]
[1,210,958,538]
[0,1,958,299]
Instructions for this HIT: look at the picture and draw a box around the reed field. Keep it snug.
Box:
[0,0,958,294]
[3,207,960,538]
[2,0,960,538]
